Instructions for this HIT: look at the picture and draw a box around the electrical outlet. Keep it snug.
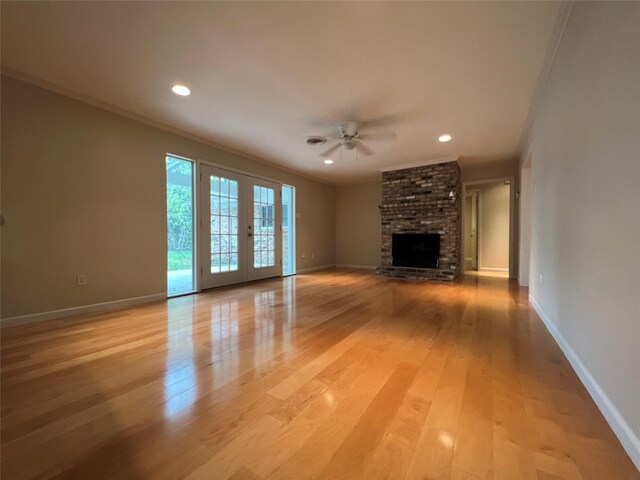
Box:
[538,273,543,285]
[302,252,306,260]
[77,274,87,286]
[311,253,316,260]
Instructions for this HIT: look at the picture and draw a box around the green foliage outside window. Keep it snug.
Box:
[167,158,193,271]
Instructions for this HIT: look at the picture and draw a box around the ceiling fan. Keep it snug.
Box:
[310,121,396,160]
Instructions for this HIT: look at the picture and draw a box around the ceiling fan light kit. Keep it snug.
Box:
[308,120,387,162]
[342,139,357,150]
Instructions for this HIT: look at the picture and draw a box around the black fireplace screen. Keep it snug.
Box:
[392,233,440,269]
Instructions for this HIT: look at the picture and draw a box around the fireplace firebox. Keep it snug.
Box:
[392,233,440,269]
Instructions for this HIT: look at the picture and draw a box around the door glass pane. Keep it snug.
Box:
[253,185,275,269]
[282,185,295,275]
[211,176,239,274]
[166,156,195,295]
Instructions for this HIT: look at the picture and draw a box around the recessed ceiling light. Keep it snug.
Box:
[171,85,191,96]
[439,134,452,143]
[324,159,334,165]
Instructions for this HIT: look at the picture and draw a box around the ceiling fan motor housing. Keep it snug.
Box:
[338,122,360,138]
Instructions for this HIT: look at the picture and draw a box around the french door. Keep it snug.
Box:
[246,177,282,281]
[200,164,281,289]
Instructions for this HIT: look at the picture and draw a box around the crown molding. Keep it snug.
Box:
[378,156,459,173]
[516,1,575,158]
[1,66,335,186]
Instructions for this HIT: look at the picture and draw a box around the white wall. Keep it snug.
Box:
[518,165,532,286]
[460,157,517,183]
[1,77,336,320]
[522,2,640,467]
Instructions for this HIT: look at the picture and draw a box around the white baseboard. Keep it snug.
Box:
[1,293,167,328]
[296,265,335,274]
[335,264,377,270]
[479,267,509,272]
[529,295,640,471]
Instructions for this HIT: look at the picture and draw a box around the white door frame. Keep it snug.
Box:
[461,176,516,278]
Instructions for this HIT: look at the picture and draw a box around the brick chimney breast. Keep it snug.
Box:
[378,160,462,283]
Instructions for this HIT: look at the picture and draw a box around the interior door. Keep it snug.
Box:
[247,177,282,281]
[200,165,247,289]
[471,191,478,270]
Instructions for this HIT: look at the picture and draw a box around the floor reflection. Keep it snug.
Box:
[285,276,296,323]
[5,271,636,479]
[254,289,276,367]
[210,299,240,386]
[280,276,296,351]
[162,276,331,417]
[164,299,197,417]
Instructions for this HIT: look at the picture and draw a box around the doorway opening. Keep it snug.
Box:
[462,178,514,278]
[166,155,196,296]
[464,191,478,271]
[166,158,293,294]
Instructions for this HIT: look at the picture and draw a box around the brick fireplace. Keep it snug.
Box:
[378,160,462,282]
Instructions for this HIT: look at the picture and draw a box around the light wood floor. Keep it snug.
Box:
[464,270,509,279]
[1,269,638,480]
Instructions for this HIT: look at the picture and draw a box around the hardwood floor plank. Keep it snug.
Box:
[363,393,431,480]
[245,345,385,478]
[1,270,636,480]
[452,297,494,479]
[228,466,265,480]
[268,335,412,478]
[404,304,473,480]
[319,361,419,479]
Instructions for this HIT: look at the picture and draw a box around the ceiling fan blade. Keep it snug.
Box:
[357,142,375,156]
[319,142,341,158]
[358,131,397,141]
